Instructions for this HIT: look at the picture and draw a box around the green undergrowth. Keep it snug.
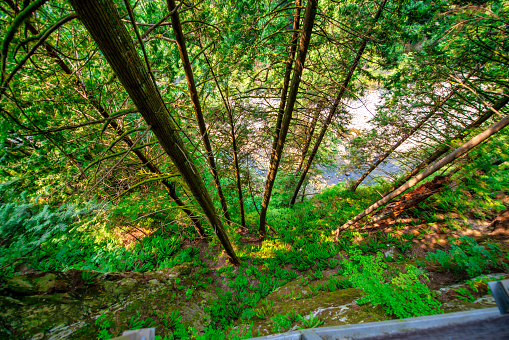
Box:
[1,136,508,338]
[426,236,506,278]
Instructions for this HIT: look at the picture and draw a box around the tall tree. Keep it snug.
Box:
[270,0,302,178]
[68,0,239,265]
[166,0,232,225]
[258,0,318,239]
[289,0,387,207]
[202,49,247,229]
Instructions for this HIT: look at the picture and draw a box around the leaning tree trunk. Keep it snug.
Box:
[333,111,509,235]
[227,110,247,228]
[349,66,479,193]
[289,0,387,207]
[258,0,318,239]
[370,175,452,225]
[383,95,509,195]
[228,111,247,229]
[68,0,239,265]
[166,0,232,225]
[7,2,206,237]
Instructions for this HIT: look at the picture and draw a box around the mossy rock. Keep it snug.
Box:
[236,276,395,337]
[441,295,497,313]
[3,276,36,294]
[0,266,222,339]
[33,273,58,292]
[103,277,138,296]
[101,281,217,337]
[1,270,179,339]
[172,262,194,276]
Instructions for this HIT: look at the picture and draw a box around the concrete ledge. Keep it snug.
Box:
[247,308,502,340]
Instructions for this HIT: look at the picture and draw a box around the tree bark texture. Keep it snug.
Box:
[271,0,302,177]
[68,0,239,265]
[166,0,232,225]
[334,111,509,235]
[258,0,318,238]
[289,0,387,207]
[370,175,450,225]
[228,112,247,229]
[295,105,320,175]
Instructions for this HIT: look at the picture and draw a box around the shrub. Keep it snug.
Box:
[343,254,442,318]
[425,236,504,278]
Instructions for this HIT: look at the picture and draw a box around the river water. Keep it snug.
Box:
[247,89,409,195]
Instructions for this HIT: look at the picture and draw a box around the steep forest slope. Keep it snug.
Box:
[0,0,508,339]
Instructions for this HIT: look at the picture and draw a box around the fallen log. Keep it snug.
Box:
[370,175,451,225]
[333,111,509,236]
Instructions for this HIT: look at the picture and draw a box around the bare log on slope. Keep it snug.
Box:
[383,95,509,196]
[349,65,480,193]
[333,112,509,236]
[487,208,509,235]
[69,0,239,265]
[369,175,451,225]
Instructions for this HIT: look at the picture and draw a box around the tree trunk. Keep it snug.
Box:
[166,0,232,225]
[289,0,387,207]
[349,66,479,193]
[334,111,509,235]
[246,158,261,215]
[295,105,320,175]
[271,0,302,177]
[68,0,239,265]
[370,175,451,224]
[9,2,206,237]
[229,115,247,229]
[258,0,318,239]
[383,95,509,195]
[300,180,308,203]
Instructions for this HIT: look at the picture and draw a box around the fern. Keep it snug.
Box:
[0,182,99,274]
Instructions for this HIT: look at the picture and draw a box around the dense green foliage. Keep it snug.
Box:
[343,255,441,319]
